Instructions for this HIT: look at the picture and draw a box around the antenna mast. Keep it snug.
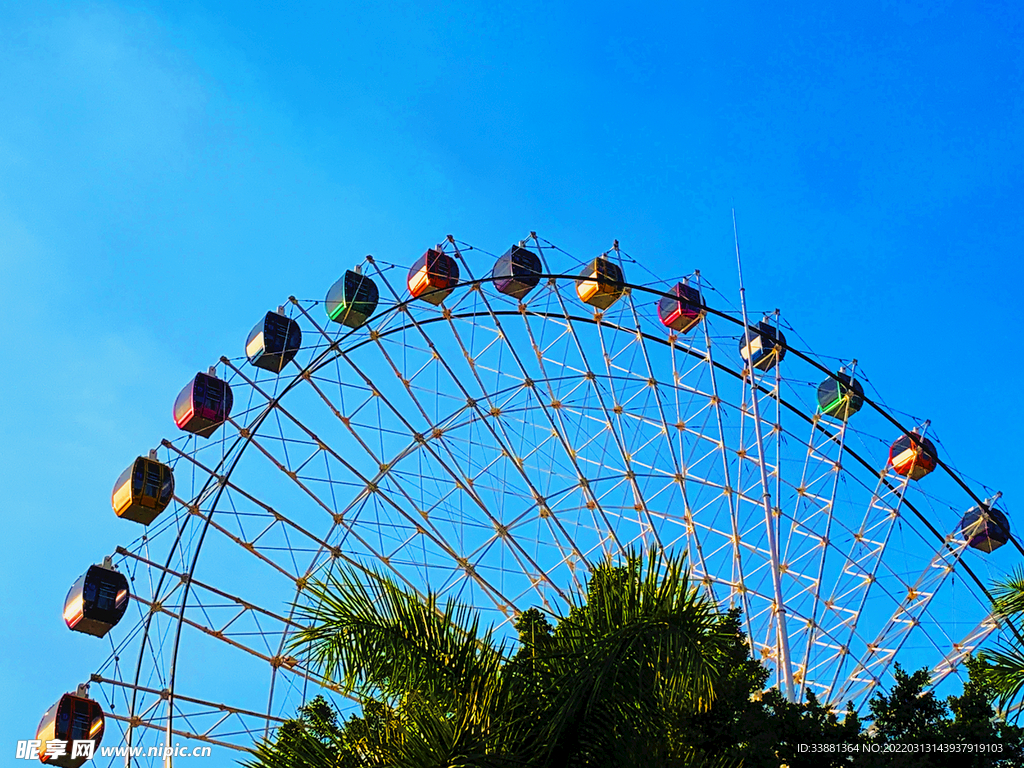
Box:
[733,209,796,703]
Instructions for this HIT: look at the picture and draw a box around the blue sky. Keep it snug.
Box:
[2,0,1022,755]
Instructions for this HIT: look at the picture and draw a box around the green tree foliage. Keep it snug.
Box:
[668,608,860,768]
[979,567,1024,711]
[247,553,1024,768]
[944,657,1024,768]
[854,659,1023,768]
[247,549,738,768]
[519,550,737,766]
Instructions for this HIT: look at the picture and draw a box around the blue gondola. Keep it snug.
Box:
[246,310,302,372]
[738,322,787,371]
[64,560,129,637]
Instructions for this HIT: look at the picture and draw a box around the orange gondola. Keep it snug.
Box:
[111,455,173,525]
[889,432,938,480]
[576,256,624,309]
[408,249,459,305]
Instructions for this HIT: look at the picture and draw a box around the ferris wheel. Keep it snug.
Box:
[39,233,1019,764]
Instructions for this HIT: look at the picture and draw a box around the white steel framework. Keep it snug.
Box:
[45,233,1019,764]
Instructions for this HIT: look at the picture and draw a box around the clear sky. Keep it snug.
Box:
[2,0,1022,756]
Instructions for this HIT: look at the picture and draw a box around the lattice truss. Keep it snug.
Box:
[73,234,1016,762]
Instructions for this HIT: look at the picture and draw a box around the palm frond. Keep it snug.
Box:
[289,566,506,708]
[991,567,1024,619]
[538,548,733,761]
[979,643,1024,711]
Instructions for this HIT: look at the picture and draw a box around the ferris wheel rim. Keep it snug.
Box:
[96,246,1016,758]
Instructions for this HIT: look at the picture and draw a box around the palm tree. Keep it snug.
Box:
[979,568,1024,714]
[247,548,737,767]
[254,566,520,767]
[519,548,735,766]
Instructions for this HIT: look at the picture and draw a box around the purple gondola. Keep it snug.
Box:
[492,244,542,300]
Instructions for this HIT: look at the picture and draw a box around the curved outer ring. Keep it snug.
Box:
[124,271,1019,755]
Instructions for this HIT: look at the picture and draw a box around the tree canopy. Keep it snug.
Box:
[246,551,1024,767]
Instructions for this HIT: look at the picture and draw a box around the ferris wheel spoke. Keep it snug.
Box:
[286,292,567,615]
[497,267,658,565]
[770,473,946,696]
[696,313,758,646]
[164,431,386,576]
[586,297,670,552]
[930,613,1001,688]
[817,461,918,700]
[239,419,498,605]
[93,582,310,756]
[834,516,986,703]
[234,347,531,617]
[544,277,666,551]
[449,239,611,579]
[443,250,618,590]
[117,547,303,630]
[92,674,288,732]
[362,319,572,607]
[103,706,264,754]
[514,298,630,558]
[158,436,437,630]
[784,405,861,689]
[322,359,554,613]
[124,584,352,699]
[373,248,608,605]
[358,294,626,580]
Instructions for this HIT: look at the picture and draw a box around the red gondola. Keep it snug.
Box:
[173,370,233,438]
[657,282,704,333]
